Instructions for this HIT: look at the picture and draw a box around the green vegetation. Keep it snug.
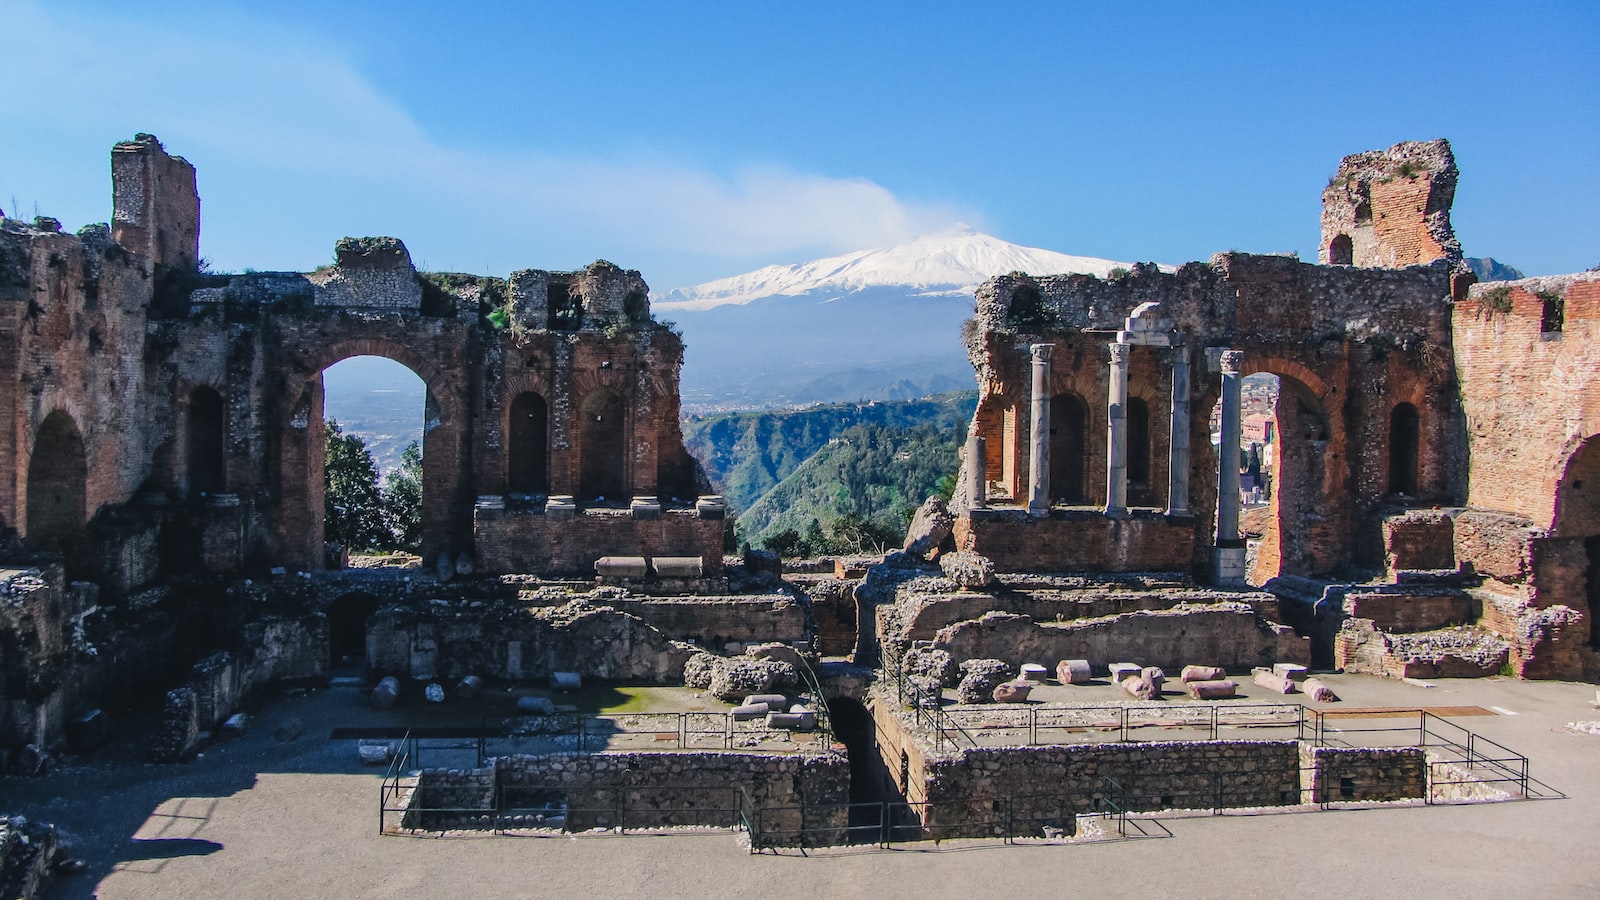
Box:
[682,392,977,513]
[324,421,422,553]
[1475,285,1514,315]
[737,420,963,553]
[1003,283,1057,332]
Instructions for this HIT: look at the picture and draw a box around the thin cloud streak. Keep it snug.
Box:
[3,0,973,282]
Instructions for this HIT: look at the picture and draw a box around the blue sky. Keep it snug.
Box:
[4,0,1596,288]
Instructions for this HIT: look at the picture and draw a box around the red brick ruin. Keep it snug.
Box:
[1,135,1596,764]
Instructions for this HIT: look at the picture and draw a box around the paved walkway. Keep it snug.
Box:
[5,674,1598,899]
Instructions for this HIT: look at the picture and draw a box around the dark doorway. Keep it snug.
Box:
[327,591,380,671]
[188,386,226,497]
[26,411,87,556]
[1127,397,1151,492]
[508,392,549,494]
[1329,234,1354,266]
[1049,392,1088,503]
[1587,536,1600,650]
[578,389,626,502]
[1389,403,1419,496]
[826,697,901,843]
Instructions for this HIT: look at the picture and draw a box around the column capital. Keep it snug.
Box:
[1029,343,1054,363]
[1107,341,1130,364]
[1220,349,1244,374]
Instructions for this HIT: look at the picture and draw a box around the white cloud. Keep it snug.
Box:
[2,0,971,281]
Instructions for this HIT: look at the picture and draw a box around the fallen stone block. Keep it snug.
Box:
[1273,663,1309,682]
[371,676,401,710]
[455,675,483,699]
[1121,676,1159,700]
[357,741,395,765]
[1142,667,1166,693]
[219,713,248,740]
[730,703,769,721]
[1181,665,1227,683]
[787,705,819,730]
[594,556,647,579]
[66,708,114,753]
[743,693,788,709]
[992,680,1033,703]
[1187,680,1237,700]
[766,711,814,731]
[1303,677,1340,702]
[550,671,582,691]
[424,683,445,703]
[1108,662,1142,683]
[1253,668,1297,694]
[939,551,996,589]
[1020,663,1049,683]
[516,695,556,715]
[1056,659,1092,685]
[745,643,805,668]
[956,658,1011,704]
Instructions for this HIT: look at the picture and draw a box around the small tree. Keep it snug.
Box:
[324,421,387,552]
[382,440,423,551]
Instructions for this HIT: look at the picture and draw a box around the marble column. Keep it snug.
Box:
[1166,346,1191,517]
[1104,341,1130,517]
[967,434,987,510]
[1213,349,1246,585]
[1027,343,1052,516]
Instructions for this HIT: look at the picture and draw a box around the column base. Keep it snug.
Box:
[1211,546,1247,587]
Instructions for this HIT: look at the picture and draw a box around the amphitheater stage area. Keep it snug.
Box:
[2,673,1597,899]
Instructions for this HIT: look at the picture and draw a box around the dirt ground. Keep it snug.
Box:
[4,673,1598,900]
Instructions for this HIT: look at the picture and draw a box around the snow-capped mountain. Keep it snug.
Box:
[657,230,1137,311]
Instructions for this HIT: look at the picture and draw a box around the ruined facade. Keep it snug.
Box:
[947,137,1599,681]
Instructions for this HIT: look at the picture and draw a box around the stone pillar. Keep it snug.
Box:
[1027,344,1052,517]
[967,434,987,510]
[1105,342,1130,517]
[1213,349,1246,586]
[1167,346,1191,517]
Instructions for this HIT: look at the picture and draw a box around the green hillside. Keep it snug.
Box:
[682,392,978,513]
[735,420,965,553]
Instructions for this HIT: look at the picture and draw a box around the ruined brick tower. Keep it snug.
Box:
[1319,138,1462,268]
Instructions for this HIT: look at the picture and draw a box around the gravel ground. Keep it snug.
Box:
[4,673,1598,900]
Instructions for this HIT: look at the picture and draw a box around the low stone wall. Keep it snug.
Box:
[1344,588,1475,633]
[955,508,1195,573]
[884,588,1280,643]
[1334,618,1508,679]
[921,741,1302,838]
[1300,745,1426,803]
[368,600,693,683]
[534,594,808,647]
[1382,509,1455,573]
[931,604,1308,672]
[408,751,848,844]
[474,507,723,577]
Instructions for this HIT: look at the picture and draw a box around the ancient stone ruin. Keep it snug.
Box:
[0,135,1592,864]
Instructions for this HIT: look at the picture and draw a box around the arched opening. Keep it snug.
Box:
[1553,437,1600,649]
[187,386,226,498]
[317,356,429,560]
[578,389,626,502]
[1049,392,1088,503]
[1329,234,1354,266]
[1220,373,1334,585]
[1388,402,1420,497]
[1127,397,1151,496]
[825,696,901,842]
[508,392,549,495]
[327,590,381,673]
[26,411,87,556]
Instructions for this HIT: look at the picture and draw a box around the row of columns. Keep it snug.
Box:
[1004,337,1245,583]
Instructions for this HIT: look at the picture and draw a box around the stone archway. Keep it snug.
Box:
[326,590,382,671]
[26,410,87,555]
[578,389,626,502]
[1553,436,1600,649]
[277,338,466,571]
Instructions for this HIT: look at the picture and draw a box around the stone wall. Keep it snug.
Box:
[1319,139,1461,268]
[930,604,1308,672]
[954,508,1194,573]
[367,599,695,683]
[474,507,722,577]
[1299,745,1427,803]
[410,751,849,844]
